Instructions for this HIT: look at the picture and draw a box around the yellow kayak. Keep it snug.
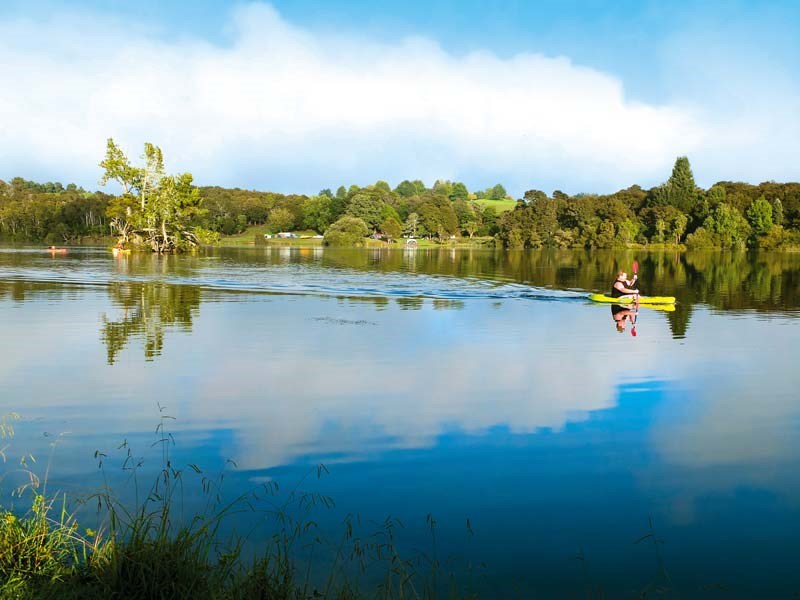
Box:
[112,247,131,257]
[588,293,676,305]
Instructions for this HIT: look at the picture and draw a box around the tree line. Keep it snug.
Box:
[1,143,799,251]
[201,178,507,245]
[0,178,112,244]
[498,157,799,250]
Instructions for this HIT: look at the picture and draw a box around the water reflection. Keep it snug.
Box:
[395,297,423,310]
[101,282,201,364]
[611,304,637,334]
[432,298,465,310]
[3,247,800,318]
[2,246,800,596]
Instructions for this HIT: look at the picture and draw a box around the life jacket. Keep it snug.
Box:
[610,280,626,297]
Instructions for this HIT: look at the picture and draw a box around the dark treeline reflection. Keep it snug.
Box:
[101,282,200,364]
[2,247,799,354]
[234,247,800,339]
[240,246,800,309]
[0,280,85,302]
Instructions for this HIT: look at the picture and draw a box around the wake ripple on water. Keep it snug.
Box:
[0,263,587,303]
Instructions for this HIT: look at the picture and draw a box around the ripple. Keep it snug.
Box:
[0,261,586,303]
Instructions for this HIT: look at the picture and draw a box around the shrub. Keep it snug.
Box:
[323,216,368,247]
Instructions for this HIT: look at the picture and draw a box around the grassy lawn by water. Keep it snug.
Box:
[217,225,495,248]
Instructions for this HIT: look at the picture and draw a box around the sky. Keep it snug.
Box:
[0,0,798,196]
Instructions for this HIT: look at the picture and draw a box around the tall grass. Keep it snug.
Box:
[0,410,482,599]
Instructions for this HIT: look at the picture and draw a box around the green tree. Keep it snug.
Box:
[452,199,475,231]
[301,195,333,232]
[552,190,570,201]
[394,180,417,198]
[346,191,385,230]
[616,218,640,245]
[419,203,442,238]
[464,219,480,238]
[331,186,348,220]
[380,216,402,241]
[267,207,295,232]
[772,197,784,226]
[705,202,751,247]
[411,180,427,195]
[746,195,773,236]
[489,184,507,199]
[670,213,688,244]
[654,218,666,243]
[432,179,453,199]
[595,220,616,248]
[144,173,204,253]
[404,212,420,237]
[99,138,203,252]
[380,203,401,224]
[481,206,498,235]
[530,197,559,246]
[450,182,469,202]
[666,156,698,213]
[323,216,369,246]
[523,189,547,203]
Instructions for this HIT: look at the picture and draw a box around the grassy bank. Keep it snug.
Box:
[216,225,496,249]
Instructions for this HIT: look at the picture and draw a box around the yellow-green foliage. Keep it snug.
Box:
[473,198,516,213]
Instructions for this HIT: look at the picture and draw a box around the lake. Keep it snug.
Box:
[1,246,799,598]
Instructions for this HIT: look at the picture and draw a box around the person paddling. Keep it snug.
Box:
[610,270,639,300]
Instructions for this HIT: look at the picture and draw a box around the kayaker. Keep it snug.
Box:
[610,271,639,299]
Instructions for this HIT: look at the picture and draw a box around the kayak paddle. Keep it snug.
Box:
[631,259,639,336]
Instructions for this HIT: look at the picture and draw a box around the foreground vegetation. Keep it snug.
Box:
[0,409,708,599]
[0,413,485,600]
[2,142,799,252]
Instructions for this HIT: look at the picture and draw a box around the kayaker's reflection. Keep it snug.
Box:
[611,303,638,336]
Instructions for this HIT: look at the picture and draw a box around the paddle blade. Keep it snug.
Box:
[632,260,639,275]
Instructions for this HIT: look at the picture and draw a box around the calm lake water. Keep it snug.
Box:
[2,246,800,598]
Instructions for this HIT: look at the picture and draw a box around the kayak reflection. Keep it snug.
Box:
[610,301,675,336]
[611,303,638,335]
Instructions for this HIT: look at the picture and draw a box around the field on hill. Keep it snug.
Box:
[474,198,517,213]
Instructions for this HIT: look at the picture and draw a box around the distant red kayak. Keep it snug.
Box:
[47,247,68,254]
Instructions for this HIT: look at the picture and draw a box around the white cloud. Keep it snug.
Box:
[637,312,800,524]
[0,3,709,195]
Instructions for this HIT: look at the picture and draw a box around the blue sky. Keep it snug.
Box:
[1,1,798,195]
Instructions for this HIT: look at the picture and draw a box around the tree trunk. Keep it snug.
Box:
[161,220,169,254]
